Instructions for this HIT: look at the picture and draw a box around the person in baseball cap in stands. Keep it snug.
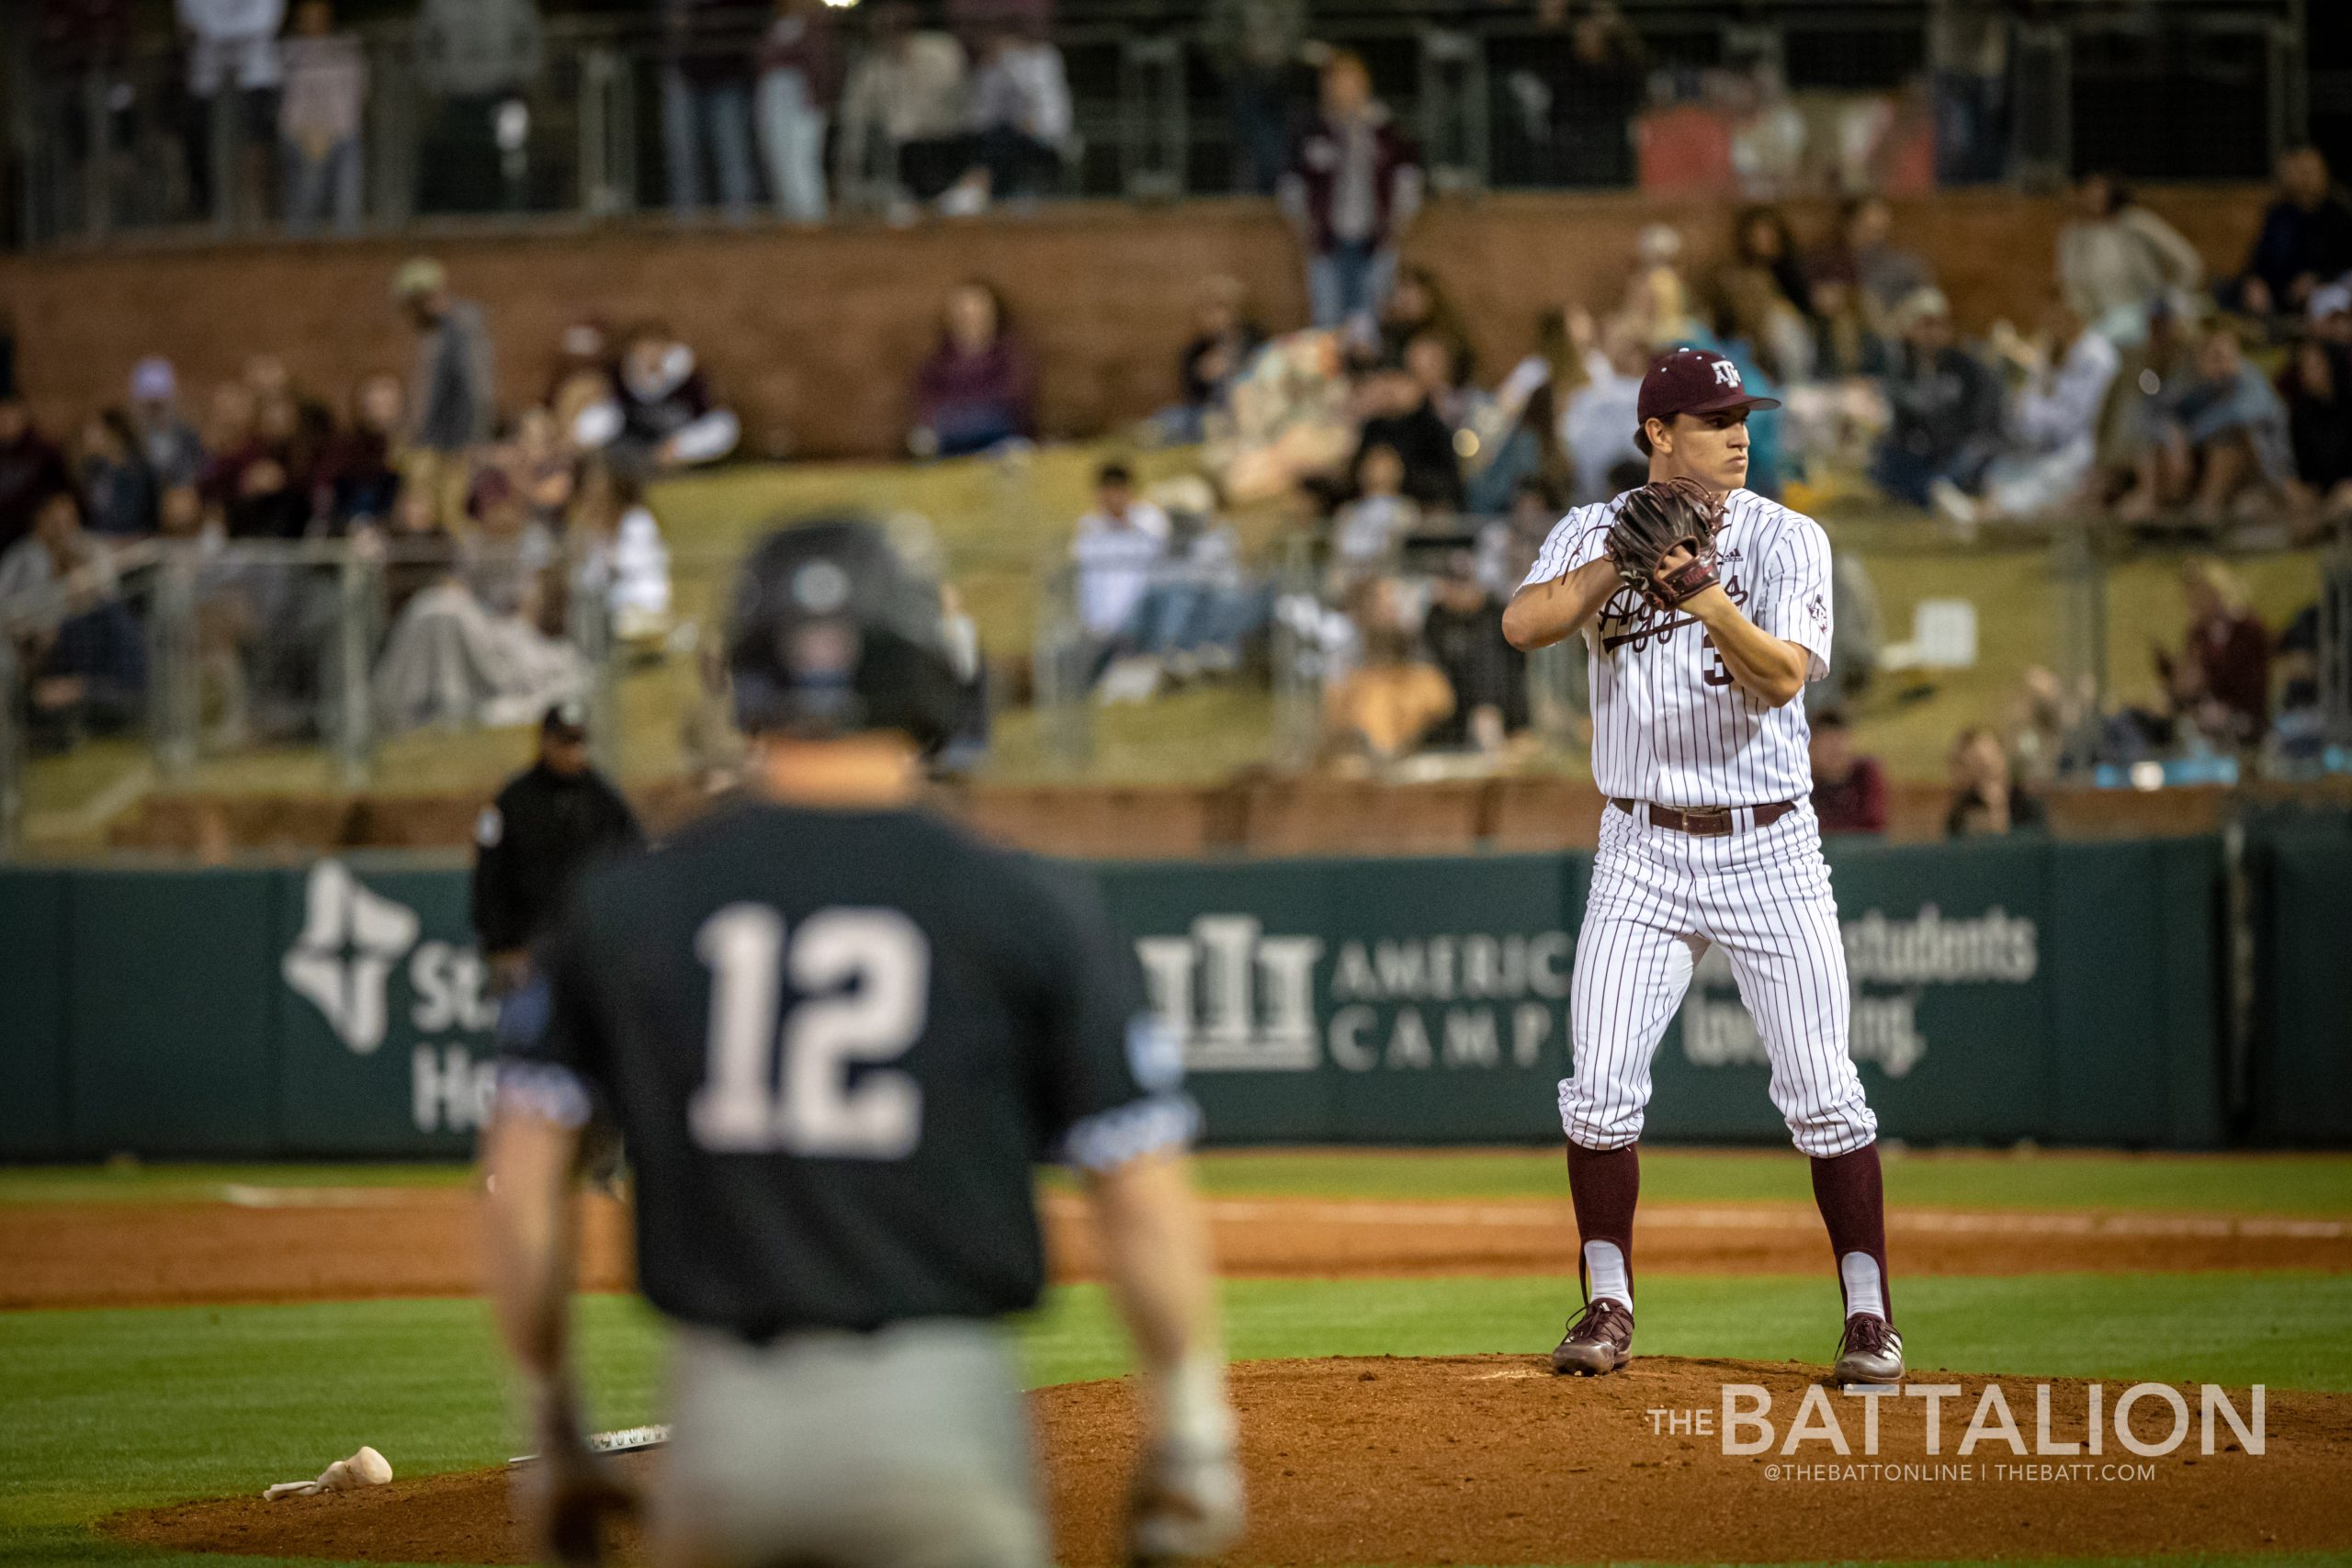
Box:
[128,361,205,495]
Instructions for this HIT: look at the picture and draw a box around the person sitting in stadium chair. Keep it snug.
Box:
[564,459,674,651]
[1808,708,1887,835]
[2279,333,2352,539]
[1718,205,1816,386]
[1069,461,1169,696]
[1870,287,2003,513]
[371,468,585,733]
[1349,355,1462,513]
[937,20,1071,214]
[312,372,407,532]
[834,2,967,213]
[1419,550,1527,755]
[0,490,147,751]
[1150,276,1267,446]
[74,412,158,537]
[1933,296,2120,527]
[2224,147,2352,325]
[571,322,740,479]
[0,396,71,558]
[910,279,1038,458]
[1321,576,1453,766]
[1806,195,1933,344]
[1556,310,1649,506]
[1944,726,2044,838]
[2264,604,2330,771]
[1375,265,1470,371]
[2154,558,2273,752]
[1120,476,1269,682]
[2057,172,2203,349]
[1329,444,1419,584]
[2113,325,2293,529]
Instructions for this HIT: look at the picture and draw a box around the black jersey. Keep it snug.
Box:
[470,762,644,955]
[496,798,1193,1339]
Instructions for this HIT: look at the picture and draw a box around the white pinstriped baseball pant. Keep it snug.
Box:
[1560,799,1878,1158]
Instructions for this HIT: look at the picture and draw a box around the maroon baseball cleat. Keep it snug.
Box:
[1832,1314,1905,1385]
[1549,1298,1634,1376]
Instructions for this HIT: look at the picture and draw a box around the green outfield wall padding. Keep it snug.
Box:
[63,869,280,1157]
[2254,828,2352,1143]
[0,830,2322,1159]
[0,868,69,1157]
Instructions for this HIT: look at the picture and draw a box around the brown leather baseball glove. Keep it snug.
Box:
[1606,479,1724,611]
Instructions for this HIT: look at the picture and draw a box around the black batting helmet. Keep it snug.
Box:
[722,515,963,750]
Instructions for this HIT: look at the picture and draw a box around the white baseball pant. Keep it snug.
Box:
[1560,799,1877,1158]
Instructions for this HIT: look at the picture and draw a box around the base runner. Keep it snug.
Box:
[1501,347,1903,1388]
[483,517,1243,1566]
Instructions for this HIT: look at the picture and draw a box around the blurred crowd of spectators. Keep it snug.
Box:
[29,0,2034,237]
[11,0,2345,795]
[1048,127,2347,781]
[1806,553,2336,838]
[0,255,732,754]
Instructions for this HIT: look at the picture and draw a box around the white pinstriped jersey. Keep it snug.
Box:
[1521,488,1834,808]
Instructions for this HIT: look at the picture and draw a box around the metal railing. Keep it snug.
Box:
[6,0,2306,251]
[4,509,2344,852]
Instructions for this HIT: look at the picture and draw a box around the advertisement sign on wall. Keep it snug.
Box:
[0,835,2247,1158]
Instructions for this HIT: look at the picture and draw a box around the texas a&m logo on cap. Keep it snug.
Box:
[1636,345,1781,429]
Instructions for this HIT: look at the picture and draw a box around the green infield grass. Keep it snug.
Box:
[8,1147,2352,1214]
[5,1270,2352,1568]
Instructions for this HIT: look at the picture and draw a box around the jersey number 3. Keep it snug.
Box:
[690,903,930,1159]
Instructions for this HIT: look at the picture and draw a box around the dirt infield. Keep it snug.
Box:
[111,1356,2352,1565]
[10,1188,2352,1309]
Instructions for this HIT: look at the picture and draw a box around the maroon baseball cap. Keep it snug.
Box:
[1636,346,1781,432]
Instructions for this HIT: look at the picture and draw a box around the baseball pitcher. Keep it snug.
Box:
[1502,347,1903,1388]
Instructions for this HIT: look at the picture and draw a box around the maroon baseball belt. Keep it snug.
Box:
[1611,799,1798,837]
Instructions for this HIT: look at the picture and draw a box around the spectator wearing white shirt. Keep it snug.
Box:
[1557,316,1647,505]
[1938,299,2121,525]
[566,461,673,647]
[277,0,368,232]
[2057,173,2204,348]
[0,491,147,747]
[1330,444,1419,576]
[836,3,967,209]
[1125,476,1268,678]
[177,0,285,223]
[940,23,1070,212]
[1069,462,1170,649]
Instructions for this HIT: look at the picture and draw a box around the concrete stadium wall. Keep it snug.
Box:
[0,186,2274,459]
[113,773,2346,860]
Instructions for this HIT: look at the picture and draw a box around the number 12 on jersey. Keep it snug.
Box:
[690,903,931,1158]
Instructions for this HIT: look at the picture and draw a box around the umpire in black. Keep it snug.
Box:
[471,700,644,992]
[482,517,1241,1568]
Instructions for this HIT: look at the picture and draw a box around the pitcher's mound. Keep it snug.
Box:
[111,1356,2352,1565]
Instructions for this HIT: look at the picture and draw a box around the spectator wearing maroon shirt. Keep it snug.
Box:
[0,395,72,558]
[1809,709,1887,834]
[2160,558,2273,749]
[910,280,1036,458]
[1278,51,1422,330]
[315,372,406,529]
